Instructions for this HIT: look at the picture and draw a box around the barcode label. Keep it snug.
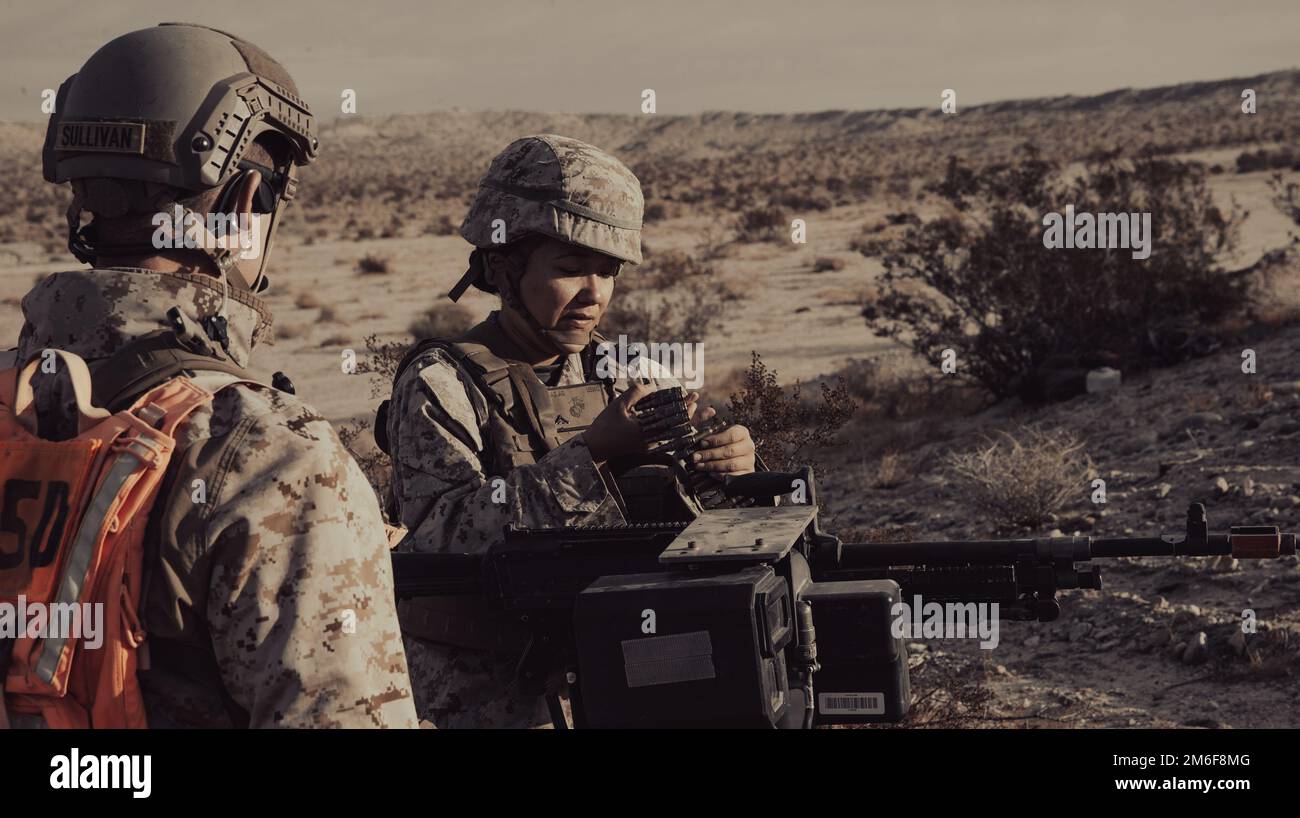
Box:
[819,692,885,715]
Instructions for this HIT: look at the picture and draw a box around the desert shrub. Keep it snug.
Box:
[1272,172,1300,227]
[885,176,912,198]
[356,333,414,399]
[356,253,391,275]
[695,219,734,260]
[735,205,788,243]
[629,249,713,291]
[1236,147,1298,174]
[294,291,322,309]
[943,426,1091,532]
[876,654,996,730]
[726,352,855,472]
[643,202,669,222]
[600,277,726,345]
[871,449,911,489]
[427,214,458,235]
[813,256,845,272]
[774,191,833,212]
[836,355,986,420]
[408,301,476,340]
[861,149,1247,399]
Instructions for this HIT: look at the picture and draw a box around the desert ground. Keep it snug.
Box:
[2,69,1299,727]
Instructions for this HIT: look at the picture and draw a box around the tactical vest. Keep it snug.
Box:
[0,349,262,728]
[377,316,702,654]
[377,315,701,524]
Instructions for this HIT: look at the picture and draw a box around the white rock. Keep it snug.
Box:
[1086,368,1122,393]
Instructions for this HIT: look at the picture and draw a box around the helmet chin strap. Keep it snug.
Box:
[496,255,592,356]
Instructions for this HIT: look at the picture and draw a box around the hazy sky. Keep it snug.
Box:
[1,0,1296,119]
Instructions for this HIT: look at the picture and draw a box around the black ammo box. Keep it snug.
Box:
[803,580,910,724]
[574,565,793,728]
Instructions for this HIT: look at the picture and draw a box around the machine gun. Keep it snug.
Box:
[391,465,1297,729]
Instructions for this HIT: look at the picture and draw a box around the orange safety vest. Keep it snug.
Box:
[0,349,224,728]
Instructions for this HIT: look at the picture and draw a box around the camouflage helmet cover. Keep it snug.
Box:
[43,22,317,193]
[453,135,644,298]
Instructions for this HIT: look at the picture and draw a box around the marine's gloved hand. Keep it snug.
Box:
[583,381,654,464]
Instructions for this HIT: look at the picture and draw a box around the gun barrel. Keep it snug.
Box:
[833,529,1295,570]
[1087,534,1225,559]
[832,536,1087,568]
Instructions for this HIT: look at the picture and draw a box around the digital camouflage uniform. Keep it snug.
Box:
[12,23,417,727]
[389,135,684,728]
[388,327,680,728]
[10,268,418,728]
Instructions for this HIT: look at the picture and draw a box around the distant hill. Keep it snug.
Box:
[2,69,1297,244]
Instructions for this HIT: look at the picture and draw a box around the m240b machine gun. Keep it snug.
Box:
[392,467,1296,729]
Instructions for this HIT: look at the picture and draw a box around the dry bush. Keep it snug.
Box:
[356,333,414,399]
[849,234,889,258]
[773,190,832,212]
[276,323,305,341]
[318,304,341,323]
[726,352,855,473]
[600,277,727,345]
[885,176,913,199]
[734,205,788,244]
[1272,172,1300,227]
[356,253,391,275]
[862,150,1249,399]
[427,214,458,235]
[408,301,476,340]
[813,256,845,272]
[294,292,322,309]
[695,218,734,260]
[318,333,352,347]
[835,356,986,421]
[1236,146,1299,174]
[872,449,911,489]
[944,426,1092,532]
[624,249,714,291]
[876,655,996,729]
[643,202,669,222]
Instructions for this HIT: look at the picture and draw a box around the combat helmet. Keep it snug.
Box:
[43,22,318,291]
[449,134,644,302]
